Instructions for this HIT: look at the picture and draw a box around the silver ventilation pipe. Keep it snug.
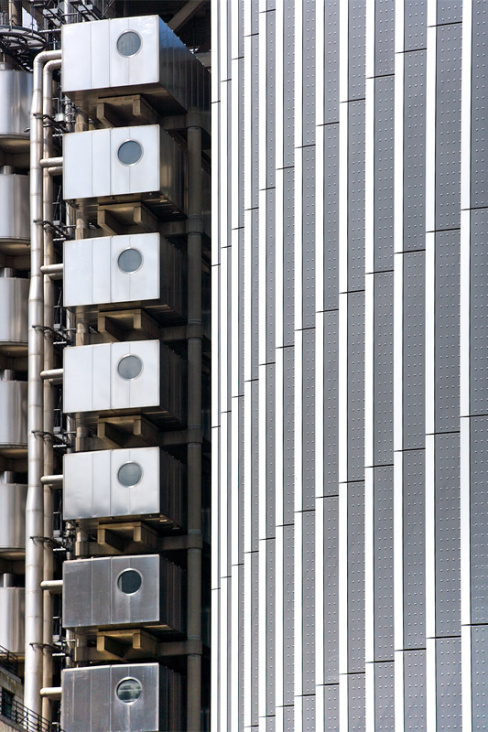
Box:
[25,48,62,721]
[42,56,61,722]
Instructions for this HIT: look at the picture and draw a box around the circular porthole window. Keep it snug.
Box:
[117,354,143,380]
[118,248,143,273]
[116,677,143,703]
[116,31,142,57]
[118,462,143,487]
[117,140,143,166]
[117,569,143,595]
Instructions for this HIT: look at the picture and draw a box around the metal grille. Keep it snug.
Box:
[0,688,62,732]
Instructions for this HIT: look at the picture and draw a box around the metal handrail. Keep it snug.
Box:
[0,688,62,732]
[0,644,19,676]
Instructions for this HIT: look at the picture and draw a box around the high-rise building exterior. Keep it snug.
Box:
[0,2,211,731]
[212,0,487,730]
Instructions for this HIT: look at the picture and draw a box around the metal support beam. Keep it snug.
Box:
[168,0,205,32]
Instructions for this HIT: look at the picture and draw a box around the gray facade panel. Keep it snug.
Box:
[302,0,316,146]
[323,684,339,731]
[302,145,316,329]
[348,672,366,731]
[470,209,488,414]
[283,346,295,526]
[404,0,427,51]
[374,467,394,661]
[435,22,462,231]
[470,417,488,623]
[374,0,395,77]
[404,651,426,732]
[403,449,425,649]
[373,273,394,466]
[374,661,395,731]
[471,626,488,732]
[324,0,339,123]
[302,329,315,511]
[283,5,295,169]
[323,124,339,312]
[436,0,462,24]
[435,433,461,637]
[347,101,366,292]
[403,251,425,450]
[373,76,395,274]
[403,51,426,252]
[471,0,488,208]
[434,230,460,433]
[436,636,462,732]
[323,497,339,684]
[302,510,315,695]
[266,188,276,366]
[283,168,295,348]
[348,0,366,100]
[266,364,276,538]
[347,292,365,480]
[283,524,294,706]
[323,312,339,498]
[348,481,365,671]
[266,10,276,191]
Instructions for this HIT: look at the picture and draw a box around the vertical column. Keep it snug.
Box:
[365,3,395,728]
[257,2,278,730]
[339,0,366,729]
[461,2,488,728]
[425,1,463,730]
[315,0,340,727]
[394,1,427,728]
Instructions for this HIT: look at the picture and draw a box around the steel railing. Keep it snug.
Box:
[0,688,62,732]
[0,644,19,676]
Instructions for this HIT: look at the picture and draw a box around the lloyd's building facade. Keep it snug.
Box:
[0,2,211,731]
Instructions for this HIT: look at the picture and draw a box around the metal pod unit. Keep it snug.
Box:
[63,340,186,425]
[63,124,185,217]
[61,663,184,732]
[61,15,209,115]
[63,446,185,527]
[0,584,25,654]
[0,175,30,254]
[62,554,184,634]
[63,232,186,320]
[0,65,32,149]
[0,481,27,555]
[0,374,27,454]
[0,274,28,348]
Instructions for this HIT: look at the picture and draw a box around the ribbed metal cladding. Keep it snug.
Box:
[212,1,474,730]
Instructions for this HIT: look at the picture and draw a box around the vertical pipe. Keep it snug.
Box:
[26,48,62,721]
[186,123,203,732]
[41,58,61,722]
[8,0,21,25]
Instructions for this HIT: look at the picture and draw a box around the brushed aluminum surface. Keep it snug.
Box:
[0,587,24,653]
[61,662,183,732]
[62,15,209,115]
[0,175,30,245]
[0,380,27,448]
[63,124,184,214]
[0,277,28,345]
[0,68,32,142]
[63,446,184,525]
[0,483,26,551]
[62,555,184,633]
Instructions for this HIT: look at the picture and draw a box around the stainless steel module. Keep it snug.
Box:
[0,66,32,151]
[0,481,27,554]
[0,587,24,654]
[63,340,186,425]
[0,375,27,452]
[63,232,186,319]
[62,554,184,634]
[63,446,184,526]
[0,175,30,253]
[62,15,209,116]
[63,124,184,216]
[61,662,183,732]
[0,275,28,347]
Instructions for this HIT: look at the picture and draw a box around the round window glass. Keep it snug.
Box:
[117,140,143,166]
[118,248,143,273]
[116,31,142,57]
[117,569,142,595]
[117,355,143,380]
[116,677,142,703]
[118,462,143,487]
